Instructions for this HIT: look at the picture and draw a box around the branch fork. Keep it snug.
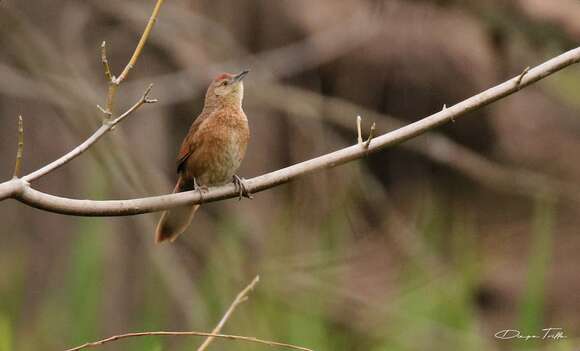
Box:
[356,115,376,149]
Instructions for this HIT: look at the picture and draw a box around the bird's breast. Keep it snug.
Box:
[188,111,249,186]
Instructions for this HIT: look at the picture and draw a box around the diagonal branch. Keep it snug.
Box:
[21,86,157,183]
[3,0,164,184]
[2,46,580,215]
[114,0,165,85]
[101,0,164,118]
[197,276,261,351]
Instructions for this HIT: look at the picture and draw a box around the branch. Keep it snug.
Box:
[356,115,363,144]
[2,47,580,215]
[251,81,580,208]
[515,66,530,88]
[100,41,113,83]
[12,115,24,179]
[114,0,165,85]
[2,0,164,184]
[197,276,260,351]
[364,122,375,149]
[64,330,312,351]
[356,116,375,149]
[100,0,163,119]
[21,86,157,183]
[64,277,305,351]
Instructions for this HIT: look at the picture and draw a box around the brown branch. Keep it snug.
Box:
[64,330,312,351]
[197,276,261,351]
[114,0,165,85]
[100,0,164,119]
[12,115,24,179]
[100,40,115,119]
[356,115,363,144]
[356,116,376,149]
[100,41,113,82]
[1,47,580,214]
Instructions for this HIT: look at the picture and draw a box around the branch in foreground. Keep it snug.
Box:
[2,46,580,215]
[197,276,260,351]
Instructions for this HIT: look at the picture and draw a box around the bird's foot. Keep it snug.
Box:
[233,175,253,201]
[193,178,209,202]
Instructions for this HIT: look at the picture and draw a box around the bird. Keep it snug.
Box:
[155,70,251,243]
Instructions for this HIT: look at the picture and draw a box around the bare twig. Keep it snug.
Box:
[114,0,165,85]
[515,66,530,88]
[64,330,312,351]
[100,41,113,83]
[364,122,375,149]
[101,0,164,119]
[110,83,157,126]
[100,41,115,119]
[12,116,24,179]
[3,0,164,182]
[20,85,157,183]
[197,275,261,351]
[2,47,580,214]
[356,115,363,144]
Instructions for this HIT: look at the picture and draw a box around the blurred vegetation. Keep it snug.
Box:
[1,0,580,350]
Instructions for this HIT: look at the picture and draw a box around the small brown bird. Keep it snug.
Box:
[155,70,251,243]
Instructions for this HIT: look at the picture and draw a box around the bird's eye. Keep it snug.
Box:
[221,81,228,86]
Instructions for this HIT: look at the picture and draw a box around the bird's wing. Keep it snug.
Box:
[176,111,210,173]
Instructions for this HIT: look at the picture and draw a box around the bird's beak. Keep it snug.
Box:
[231,69,250,84]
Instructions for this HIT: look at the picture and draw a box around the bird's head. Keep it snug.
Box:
[204,69,249,108]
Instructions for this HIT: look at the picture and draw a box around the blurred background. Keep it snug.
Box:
[1,0,580,350]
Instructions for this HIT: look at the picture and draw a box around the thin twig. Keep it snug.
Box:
[64,330,312,351]
[12,116,24,179]
[515,66,530,88]
[356,115,363,144]
[100,41,113,83]
[2,0,162,192]
[197,276,261,351]
[110,84,157,126]
[21,85,157,183]
[114,0,165,85]
[100,41,115,119]
[101,0,164,119]
[364,122,375,149]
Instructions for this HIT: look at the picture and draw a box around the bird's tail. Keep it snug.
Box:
[155,177,199,243]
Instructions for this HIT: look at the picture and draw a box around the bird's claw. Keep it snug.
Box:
[233,175,253,201]
[193,178,209,202]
